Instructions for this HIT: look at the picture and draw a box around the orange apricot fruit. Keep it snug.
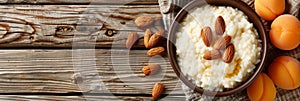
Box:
[254,0,285,21]
[269,14,300,50]
[268,56,300,90]
[247,73,276,101]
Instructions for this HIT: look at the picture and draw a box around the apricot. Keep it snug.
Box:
[254,0,285,21]
[247,73,276,101]
[268,56,300,90]
[269,14,300,50]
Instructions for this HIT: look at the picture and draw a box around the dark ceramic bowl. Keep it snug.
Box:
[167,0,267,96]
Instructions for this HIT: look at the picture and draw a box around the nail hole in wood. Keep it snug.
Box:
[29,36,34,40]
[105,29,117,37]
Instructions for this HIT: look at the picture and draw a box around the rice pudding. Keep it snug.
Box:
[175,5,262,91]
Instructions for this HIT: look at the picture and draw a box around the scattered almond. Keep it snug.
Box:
[144,29,152,48]
[152,83,165,100]
[201,26,213,47]
[148,34,160,48]
[203,50,221,60]
[126,32,138,49]
[215,16,226,35]
[222,44,235,63]
[214,35,231,50]
[142,64,161,76]
[135,16,154,28]
[147,29,164,48]
[147,46,165,57]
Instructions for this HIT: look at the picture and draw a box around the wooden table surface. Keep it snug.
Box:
[0,0,187,100]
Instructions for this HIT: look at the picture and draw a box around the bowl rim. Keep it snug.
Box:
[167,0,267,96]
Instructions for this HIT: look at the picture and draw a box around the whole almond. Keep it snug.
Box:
[126,32,138,49]
[215,16,226,35]
[147,47,165,57]
[147,29,165,48]
[142,64,161,76]
[135,16,154,28]
[203,50,221,60]
[152,83,165,100]
[144,29,152,48]
[201,26,213,47]
[222,44,235,63]
[214,35,231,50]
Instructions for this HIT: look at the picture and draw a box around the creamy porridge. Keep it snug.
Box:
[175,5,262,91]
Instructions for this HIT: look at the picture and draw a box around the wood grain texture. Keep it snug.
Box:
[0,49,183,94]
[0,5,164,48]
[0,95,185,101]
[0,0,158,5]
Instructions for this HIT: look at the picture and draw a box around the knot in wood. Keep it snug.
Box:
[105,29,117,37]
[72,73,84,84]
[0,24,10,33]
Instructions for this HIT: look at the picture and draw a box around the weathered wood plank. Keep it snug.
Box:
[0,5,164,48]
[0,0,158,5]
[0,95,185,101]
[0,49,183,94]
